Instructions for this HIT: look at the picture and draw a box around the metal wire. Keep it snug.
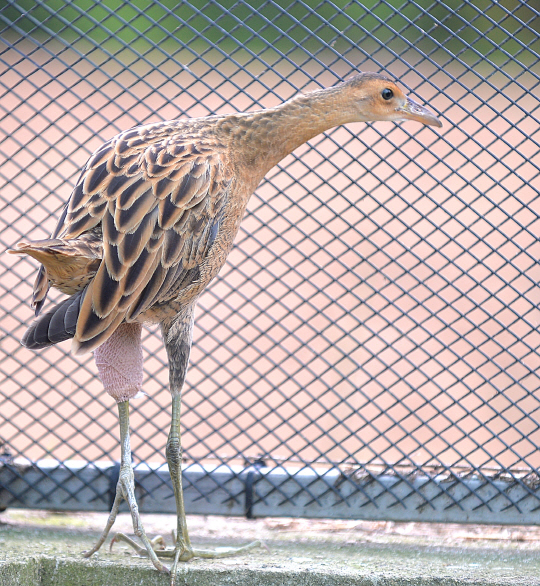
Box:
[0,0,539,523]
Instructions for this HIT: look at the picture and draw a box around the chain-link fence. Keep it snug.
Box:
[0,0,539,524]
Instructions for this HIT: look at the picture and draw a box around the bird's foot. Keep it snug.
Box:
[110,531,262,585]
[169,540,263,586]
[112,534,262,561]
[110,532,167,555]
[83,463,169,575]
[83,402,169,575]
[178,540,263,560]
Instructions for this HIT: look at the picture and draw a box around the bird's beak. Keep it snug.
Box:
[398,97,442,128]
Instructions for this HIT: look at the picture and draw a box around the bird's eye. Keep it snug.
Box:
[382,88,393,100]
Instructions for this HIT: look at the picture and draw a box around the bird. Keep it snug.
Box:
[9,72,442,584]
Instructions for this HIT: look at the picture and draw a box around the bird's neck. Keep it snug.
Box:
[218,85,357,186]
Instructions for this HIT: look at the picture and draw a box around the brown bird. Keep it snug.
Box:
[10,72,442,583]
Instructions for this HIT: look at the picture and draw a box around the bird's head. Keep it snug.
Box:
[339,72,442,128]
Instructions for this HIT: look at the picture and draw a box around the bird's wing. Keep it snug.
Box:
[45,122,232,354]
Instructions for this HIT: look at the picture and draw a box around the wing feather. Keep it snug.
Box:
[117,211,158,267]
[84,161,109,195]
[114,188,156,232]
[23,121,232,354]
[62,124,231,353]
[92,263,124,317]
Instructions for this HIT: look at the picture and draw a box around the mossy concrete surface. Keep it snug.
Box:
[2,511,540,585]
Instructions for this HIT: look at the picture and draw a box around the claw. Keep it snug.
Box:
[151,535,167,551]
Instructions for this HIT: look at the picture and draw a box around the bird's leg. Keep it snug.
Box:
[167,391,193,565]
[84,400,169,575]
[161,312,261,584]
[115,391,260,579]
[111,313,261,585]
[166,388,261,584]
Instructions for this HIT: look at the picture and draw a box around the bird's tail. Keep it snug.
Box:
[21,290,84,350]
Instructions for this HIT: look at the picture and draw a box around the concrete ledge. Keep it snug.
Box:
[4,549,540,586]
[2,512,540,585]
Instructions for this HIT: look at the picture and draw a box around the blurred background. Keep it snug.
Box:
[0,0,539,523]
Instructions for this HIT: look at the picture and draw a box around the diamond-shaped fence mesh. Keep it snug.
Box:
[1,0,539,523]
